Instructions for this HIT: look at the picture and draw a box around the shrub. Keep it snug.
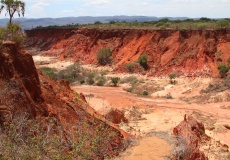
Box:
[87,72,95,85]
[216,19,229,29]
[0,23,26,45]
[96,76,106,86]
[169,73,176,84]
[215,50,222,57]
[97,48,112,65]
[125,62,135,73]
[56,63,82,83]
[40,67,57,79]
[120,76,138,85]
[111,77,120,86]
[0,112,124,159]
[138,54,148,69]
[196,23,207,30]
[142,91,148,96]
[227,57,230,63]
[218,64,229,78]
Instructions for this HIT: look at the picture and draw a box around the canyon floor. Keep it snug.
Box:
[33,55,230,160]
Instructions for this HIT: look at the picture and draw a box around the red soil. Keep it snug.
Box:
[26,28,230,77]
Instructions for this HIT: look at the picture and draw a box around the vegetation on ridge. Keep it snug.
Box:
[33,17,230,30]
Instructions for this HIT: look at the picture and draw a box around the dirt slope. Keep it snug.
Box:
[26,28,230,77]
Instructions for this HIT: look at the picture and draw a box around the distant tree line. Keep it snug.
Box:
[33,17,230,30]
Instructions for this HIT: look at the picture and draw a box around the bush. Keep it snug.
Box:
[87,72,95,85]
[120,76,138,85]
[111,77,120,86]
[40,67,57,79]
[96,76,106,86]
[142,91,148,96]
[218,64,229,78]
[227,57,230,63]
[0,23,26,45]
[56,63,82,83]
[97,48,112,65]
[169,73,176,84]
[138,54,148,69]
[125,62,135,73]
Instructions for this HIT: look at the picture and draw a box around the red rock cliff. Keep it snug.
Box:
[26,28,230,77]
[0,41,126,158]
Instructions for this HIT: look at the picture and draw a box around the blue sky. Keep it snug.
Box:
[0,0,230,18]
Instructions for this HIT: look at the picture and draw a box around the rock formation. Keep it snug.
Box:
[173,115,209,160]
[26,28,230,77]
[0,41,126,158]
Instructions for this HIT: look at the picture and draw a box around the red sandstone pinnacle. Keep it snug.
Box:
[173,114,207,160]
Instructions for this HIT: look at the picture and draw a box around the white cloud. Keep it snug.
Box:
[61,10,74,13]
[173,0,200,3]
[89,0,110,5]
[142,2,149,6]
[221,0,230,2]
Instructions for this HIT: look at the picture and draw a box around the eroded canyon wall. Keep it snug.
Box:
[26,28,230,77]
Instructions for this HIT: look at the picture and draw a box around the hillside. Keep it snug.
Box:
[26,28,230,77]
[0,41,126,159]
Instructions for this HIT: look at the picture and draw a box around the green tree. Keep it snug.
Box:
[218,64,229,78]
[0,0,25,25]
[97,48,112,66]
[138,54,148,69]
[111,77,120,86]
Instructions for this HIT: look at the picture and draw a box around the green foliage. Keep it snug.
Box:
[199,17,211,22]
[97,48,112,65]
[142,91,148,96]
[218,64,229,78]
[87,72,95,85]
[0,23,26,45]
[109,20,116,24]
[56,62,83,83]
[169,73,176,84]
[94,21,102,25]
[39,64,109,85]
[96,75,106,86]
[111,77,120,86]
[33,17,230,30]
[0,0,25,24]
[216,19,229,28]
[215,50,222,57]
[227,57,230,63]
[196,23,207,30]
[138,54,148,69]
[125,62,135,73]
[169,73,176,80]
[120,76,138,85]
[40,67,57,79]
